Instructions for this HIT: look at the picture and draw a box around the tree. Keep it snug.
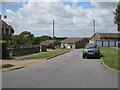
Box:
[12,31,34,48]
[19,31,34,46]
[33,37,41,44]
[33,35,52,45]
[114,2,120,31]
[12,35,23,48]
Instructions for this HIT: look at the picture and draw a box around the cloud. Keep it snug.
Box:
[4,0,118,37]
[91,2,118,9]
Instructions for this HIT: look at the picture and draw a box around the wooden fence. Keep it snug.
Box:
[8,46,40,56]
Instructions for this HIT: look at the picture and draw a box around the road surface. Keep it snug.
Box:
[2,49,118,88]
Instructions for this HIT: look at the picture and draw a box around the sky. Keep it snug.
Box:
[1,0,119,37]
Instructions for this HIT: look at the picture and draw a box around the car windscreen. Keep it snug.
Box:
[84,44,97,49]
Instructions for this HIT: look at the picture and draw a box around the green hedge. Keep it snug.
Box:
[0,40,7,43]
[0,40,9,59]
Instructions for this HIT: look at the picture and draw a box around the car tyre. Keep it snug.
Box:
[97,55,100,59]
[83,54,85,59]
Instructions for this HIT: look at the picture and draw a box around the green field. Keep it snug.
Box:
[100,48,119,70]
[18,50,70,60]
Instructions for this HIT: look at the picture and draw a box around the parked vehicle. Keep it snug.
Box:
[82,43,100,59]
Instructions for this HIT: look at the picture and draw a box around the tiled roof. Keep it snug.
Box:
[96,33,120,38]
[0,19,13,29]
[61,37,86,43]
[41,40,53,46]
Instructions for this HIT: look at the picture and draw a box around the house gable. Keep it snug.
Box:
[91,33,101,40]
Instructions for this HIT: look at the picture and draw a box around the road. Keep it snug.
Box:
[2,49,118,88]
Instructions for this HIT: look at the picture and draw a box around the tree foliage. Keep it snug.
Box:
[12,31,34,48]
[12,31,53,48]
[12,31,65,48]
[33,35,52,45]
[114,2,120,31]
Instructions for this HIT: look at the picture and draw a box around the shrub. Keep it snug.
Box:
[0,40,9,59]
[2,64,14,68]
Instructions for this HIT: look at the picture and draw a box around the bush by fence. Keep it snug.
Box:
[8,45,40,56]
[0,40,9,59]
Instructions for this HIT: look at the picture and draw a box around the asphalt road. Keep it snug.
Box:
[2,49,118,88]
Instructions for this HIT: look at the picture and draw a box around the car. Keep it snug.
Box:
[82,43,100,59]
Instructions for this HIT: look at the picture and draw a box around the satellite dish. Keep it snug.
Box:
[4,15,7,19]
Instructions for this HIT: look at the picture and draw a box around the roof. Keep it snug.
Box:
[41,40,53,46]
[0,19,13,29]
[96,33,120,39]
[61,37,85,43]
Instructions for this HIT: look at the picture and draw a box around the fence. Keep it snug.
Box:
[8,45,40,57]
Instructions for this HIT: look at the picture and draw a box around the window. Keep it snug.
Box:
[4,28,6,34]
[9,29,11,34]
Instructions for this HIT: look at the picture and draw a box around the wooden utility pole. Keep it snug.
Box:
[53,19,55,50]
[93,19,95,42]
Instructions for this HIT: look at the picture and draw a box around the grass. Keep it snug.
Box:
[57,48,72,50]
[100,48,119,70]
[18,50,70,60]
[1,64,14,68]
[47,48,53,50]
[77,48,83,49]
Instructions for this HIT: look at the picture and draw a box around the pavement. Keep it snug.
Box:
[0,49,68,71]
[2,49,118,88]
[2,50,53,61]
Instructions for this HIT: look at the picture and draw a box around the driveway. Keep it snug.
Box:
[2,49,118,88]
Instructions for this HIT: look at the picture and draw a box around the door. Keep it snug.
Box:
[110,41,115,47]
[103,41,108,47]
[96,41,102,47]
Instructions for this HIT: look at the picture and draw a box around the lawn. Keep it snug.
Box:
[1,64,14,68]
[18,50,70,60]
[100,48,119,70]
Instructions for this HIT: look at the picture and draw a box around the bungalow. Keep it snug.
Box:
[41,40,61,49]
[61,37,89,49]
[0,15,14,44]
[41,40,54,48]
[89,33,120,47]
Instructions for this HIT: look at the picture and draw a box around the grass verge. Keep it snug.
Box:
[100,48,119,70]
[1,64,14,68]
[18,50,70,60]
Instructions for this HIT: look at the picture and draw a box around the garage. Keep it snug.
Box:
[110,41,115,47]
[96,41,102,47]
[103,41,108,47]
[90,33,119,47]
[96,40,118,47]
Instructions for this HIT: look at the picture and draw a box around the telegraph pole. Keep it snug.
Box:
[53,19,55,50]
[93,19,95,42]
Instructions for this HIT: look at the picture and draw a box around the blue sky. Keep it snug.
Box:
[1,2,27,15]
[63,2,95,8]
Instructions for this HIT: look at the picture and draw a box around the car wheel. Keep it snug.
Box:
[97,55,100,59]
[83,54,85,59]
[85,56,87,59]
